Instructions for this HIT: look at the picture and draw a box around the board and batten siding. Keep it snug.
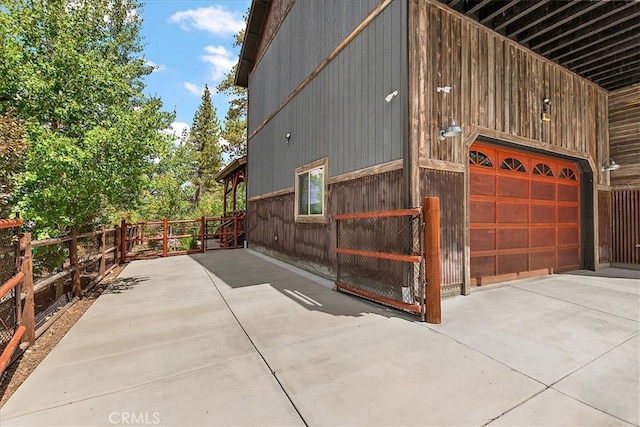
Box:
[248,0,407,198]
[247,169,404,272]
[248,0,380,134]
[608,83,640,188]
[409,0,609,174]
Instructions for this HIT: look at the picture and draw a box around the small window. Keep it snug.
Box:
[296,158,327,222]
[559,168,576,180]
[500,157,526,173]
[533,163,554,177]
[469,151,493,167]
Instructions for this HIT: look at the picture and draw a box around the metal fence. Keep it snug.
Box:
[335,208,425,318]
[0,222,19,350]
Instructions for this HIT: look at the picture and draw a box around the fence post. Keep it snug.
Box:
[99,226,106,276]
[70,228,82,298]
[423,197,441,324]
[200,216,206,253]
[120,218,126,264]
[162,218,168,257]
[233,215,238,249]
[20,233,35,344]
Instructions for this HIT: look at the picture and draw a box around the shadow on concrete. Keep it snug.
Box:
[102,276,149,294]
[562,268,640,280]
[190,252,412,321]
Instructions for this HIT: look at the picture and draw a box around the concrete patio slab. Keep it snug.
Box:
[487,388,633,426]
[554,335,640,426]
[426,279,639,385]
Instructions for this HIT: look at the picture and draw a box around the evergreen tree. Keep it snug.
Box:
[217,25,247,160]
[187,84,222,208]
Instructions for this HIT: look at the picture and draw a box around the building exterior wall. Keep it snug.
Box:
[608,83,640,188]
[248,0,406,198]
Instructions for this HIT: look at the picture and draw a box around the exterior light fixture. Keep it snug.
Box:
[541,98,551,122]
[285,132,291,143]
[601,158,621,171]
[385,90,398,103]
[439,117,463,141]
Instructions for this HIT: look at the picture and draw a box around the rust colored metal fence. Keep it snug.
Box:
[335,208,425,318]
[335,198,442,323]
[120,213,246,262]
[611,189,640,266]
[0,219,34,376]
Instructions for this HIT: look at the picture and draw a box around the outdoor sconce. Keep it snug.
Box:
[438,116,464,141]
[541,98,551,122]
[285,132,291,144]
[601,158,621,171]
[384,90,398,103]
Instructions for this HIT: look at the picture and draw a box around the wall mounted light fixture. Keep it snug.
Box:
[601,158,621,171]
[439,117,463,141]
[285,132,291,144]
[385,90,398,103]
[541,98,551,122]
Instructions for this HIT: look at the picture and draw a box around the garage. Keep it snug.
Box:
[470,142,581,285]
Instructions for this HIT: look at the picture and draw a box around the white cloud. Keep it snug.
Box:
[168,6,244,36]
[183,82,203,96]
[164,122,190,146]
[146,59,166,72]
[200,45,236,81]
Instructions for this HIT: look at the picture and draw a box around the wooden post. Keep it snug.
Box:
[70,228,82,298]
[120,219,126,264]
[162,218,168,257]
[200,216,206,253]
[423,197,441,324]
[99,226,106,276]
[233,215,239,249]
[20,233,35,344]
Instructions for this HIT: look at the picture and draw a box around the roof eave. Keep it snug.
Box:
[234,0,270,88]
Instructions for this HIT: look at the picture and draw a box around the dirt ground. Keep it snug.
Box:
[0,265,125,408]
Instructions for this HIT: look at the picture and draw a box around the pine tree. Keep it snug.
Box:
[188,84,222,207]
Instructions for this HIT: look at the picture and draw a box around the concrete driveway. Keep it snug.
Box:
[1,250,638,426]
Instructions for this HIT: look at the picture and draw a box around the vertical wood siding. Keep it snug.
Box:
[409,1,609,167]
[611,189,640,266]
[253,0,295,68]
[247,170,403,271]
[598,190,611,264]
[420,169,464,288]
[608,83,640,187]
[249,0,380,133]
[248,0,406,198]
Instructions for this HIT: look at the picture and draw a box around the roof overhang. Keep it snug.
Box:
[437,0,640,91]
[215,156,248,183]
[235,0,270,88]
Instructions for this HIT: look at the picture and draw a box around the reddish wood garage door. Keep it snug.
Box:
[470,143,580,285]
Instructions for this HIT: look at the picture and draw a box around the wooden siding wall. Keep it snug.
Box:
[608,83,640,187]
[253,0,295,68]
[249,0,380,133]
[597,191,611,264]
[410,0,609,175]
[248,0,406,198]
[611,189,640,266]
[247,170,403,271]
[420,169,464,290]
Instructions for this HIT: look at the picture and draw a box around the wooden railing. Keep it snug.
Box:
[120,213,246,262]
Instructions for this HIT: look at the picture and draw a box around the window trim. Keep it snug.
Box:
[295,157,328,223]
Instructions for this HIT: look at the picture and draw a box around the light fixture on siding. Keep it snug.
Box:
[601,158,621,171]
[285,132,291,144]
[385,90,398,103]
[541,98,551,122]
[439,117,463,141]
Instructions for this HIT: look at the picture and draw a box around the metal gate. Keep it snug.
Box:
[335,207,427,319]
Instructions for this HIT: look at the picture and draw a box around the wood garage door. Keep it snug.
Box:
[470,143,581,285]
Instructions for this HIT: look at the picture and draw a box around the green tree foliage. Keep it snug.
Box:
[0,109,26,217]
[0,0,172,236]
[187,84,222,207]
[216,24,247,160]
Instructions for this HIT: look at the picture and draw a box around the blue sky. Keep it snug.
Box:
[138,1,251,139]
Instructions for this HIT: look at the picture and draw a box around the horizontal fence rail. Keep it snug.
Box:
[120,212,246,262]
[335,207,425,319]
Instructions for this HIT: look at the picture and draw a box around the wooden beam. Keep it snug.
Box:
[423,197,441,324]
